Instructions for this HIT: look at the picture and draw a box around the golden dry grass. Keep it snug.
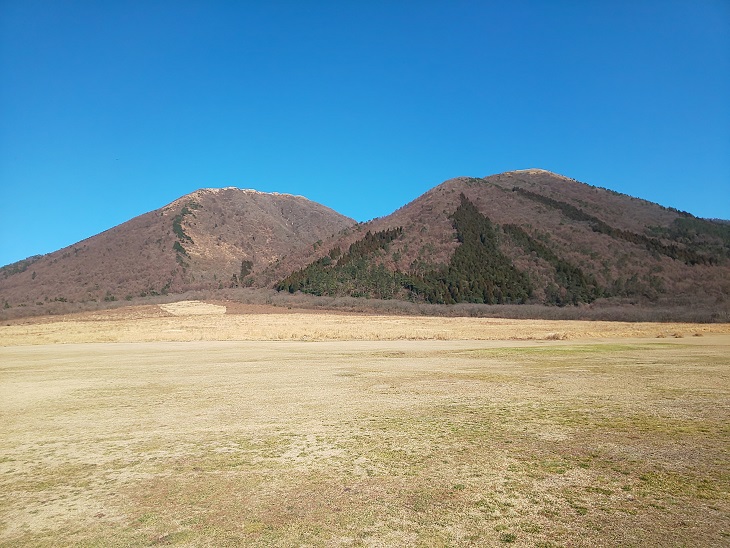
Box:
[2,300,729,346]
[1,302,729,546]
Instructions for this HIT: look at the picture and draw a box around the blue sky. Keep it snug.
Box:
[1,1,729,267]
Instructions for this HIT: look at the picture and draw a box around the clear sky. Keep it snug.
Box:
[1,1,729,267]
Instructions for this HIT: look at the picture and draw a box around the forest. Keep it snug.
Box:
[278,195,536,304]
[511,187,719,265]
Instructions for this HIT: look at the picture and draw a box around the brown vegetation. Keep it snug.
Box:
[2,299,729,347]
[2,286,729,325]
[0,188,354,307]
[257,170,730,308]
[2,170,729,317]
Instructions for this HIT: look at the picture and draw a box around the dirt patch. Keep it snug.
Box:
[159,300,227,316]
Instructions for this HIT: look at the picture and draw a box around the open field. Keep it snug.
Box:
[2,300,730,346]
[1,303,729,546]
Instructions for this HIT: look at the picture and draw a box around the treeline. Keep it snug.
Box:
[172,201,202,268]
[277,196,534,304]
[1,255,43,279]
[275,193,686,306]
[649,217,730,261]
[512,187,716,265]
[503,224,603,305]
[172,202,200,243]
[406,195,532,304]
[275,228,405,298]
[335,227,403,266]
[275,255,406,300]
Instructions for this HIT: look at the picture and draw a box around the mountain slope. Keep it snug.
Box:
[270,170,730,306]
[3,170,728,313]
[0,188,354,306]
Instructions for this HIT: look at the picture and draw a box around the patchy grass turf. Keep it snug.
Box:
[1,337,728,546]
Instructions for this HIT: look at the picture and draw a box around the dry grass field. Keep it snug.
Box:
[1,301,729,546]
[3,300,730,346]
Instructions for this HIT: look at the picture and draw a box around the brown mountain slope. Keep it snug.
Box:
[4,170,728,314]
[269,170,730,306]
[0,188,354,306]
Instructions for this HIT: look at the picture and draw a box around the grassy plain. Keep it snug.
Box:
[1,302,729,546]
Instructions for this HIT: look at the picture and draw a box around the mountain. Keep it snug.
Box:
[3,170,729,314]
[0,188,354,306]
[269,170,730,307]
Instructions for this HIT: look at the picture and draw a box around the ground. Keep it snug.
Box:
[0,302,728,546]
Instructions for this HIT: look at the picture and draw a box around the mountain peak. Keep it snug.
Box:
[163,187,313,213]
[182,186,306,200]
[198,187,304,198]
[504,168,572,180]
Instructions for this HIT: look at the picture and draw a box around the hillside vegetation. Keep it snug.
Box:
[277,195,535,304]
[0,189,354,309]
[273,171,729,307]
[2,169,729,316]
